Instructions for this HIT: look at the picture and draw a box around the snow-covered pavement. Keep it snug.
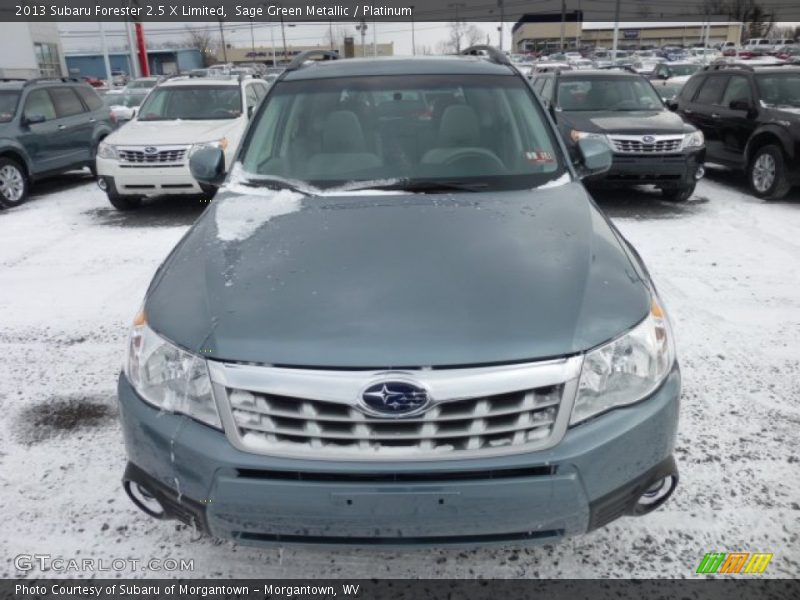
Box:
[1,171,798,578]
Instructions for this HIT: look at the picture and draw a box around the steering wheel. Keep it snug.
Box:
[442,148,506,171]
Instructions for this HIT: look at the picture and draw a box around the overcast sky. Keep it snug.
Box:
[58,21,799,56]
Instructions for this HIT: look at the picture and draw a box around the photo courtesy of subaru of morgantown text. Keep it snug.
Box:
[1,2,799,591]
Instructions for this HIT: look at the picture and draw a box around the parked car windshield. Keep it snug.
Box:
[239,74,566,191]
[105,92,146,108]
[137,85,241,120]
[0,90,19,122]
[556,76,663,111]
[668,64,702,77]
[756,73,800,107]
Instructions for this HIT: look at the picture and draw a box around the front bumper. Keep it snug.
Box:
[117,366,680,547]
[96,156,203,197]
[590,148,705,188]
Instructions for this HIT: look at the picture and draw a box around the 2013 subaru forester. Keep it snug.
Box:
[118,47,681,547]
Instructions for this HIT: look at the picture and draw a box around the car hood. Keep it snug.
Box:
[106,118,242,146]
[559,109,693,134]
[145,183,651,368]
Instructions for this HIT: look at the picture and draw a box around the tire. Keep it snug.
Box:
[660,183,695,202]
[748,144,791,200]
[0,157,29,208]
[105,179,142,211]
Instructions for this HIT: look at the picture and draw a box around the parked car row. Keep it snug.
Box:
[0,77,112,208]
[529,60,800,201]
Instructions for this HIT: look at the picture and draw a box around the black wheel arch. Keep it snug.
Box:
[0,144,34,180]
[744,126,793,166]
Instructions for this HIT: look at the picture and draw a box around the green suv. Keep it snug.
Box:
[0,77,113,208]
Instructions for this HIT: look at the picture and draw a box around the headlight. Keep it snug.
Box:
[682,130,704,149]
[97,142,118,160]
[570,129,609,145]
[570,296,676,425]
[124,309,221,429]
[188,138,228,158]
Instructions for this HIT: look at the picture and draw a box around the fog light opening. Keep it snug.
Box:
[124,480,166,518]
[97,178,108,191]
[633,474,677,515]
[695,166,705,180]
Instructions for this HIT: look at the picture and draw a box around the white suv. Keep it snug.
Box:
[96,75,268,210]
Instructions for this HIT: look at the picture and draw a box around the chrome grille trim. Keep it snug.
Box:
[117,145,189,164]
[608,134,683,155]
[208,357,582,461]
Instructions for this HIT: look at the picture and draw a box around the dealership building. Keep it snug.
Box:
[224,41,394,64]
[512,14,744,52]
[64,47,204,79]
[0,22,67,78]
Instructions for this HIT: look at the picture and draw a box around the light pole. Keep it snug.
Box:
[356,20,368,57]
[250,17,255,56]
[218,18,227,63]
[410,6,416,55]
[498,0,505,51]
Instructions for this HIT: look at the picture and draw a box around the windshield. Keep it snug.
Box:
[756,73,800,107]
[0,91,19,122]
[137,85,241,120]
[557,77,663,111]
[239,74,565,191]
[106,93,146,108]
[668,64,701,77]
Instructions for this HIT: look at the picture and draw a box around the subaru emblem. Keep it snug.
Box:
[641,135,656,144]
[360,381,431,416]
[144,146,158,154]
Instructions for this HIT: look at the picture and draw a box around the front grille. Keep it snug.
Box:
[118,146,187,164]
[609,135,683,155]
[227,385,563,457]
[210,357,581,461]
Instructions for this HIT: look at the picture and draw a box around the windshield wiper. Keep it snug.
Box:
[348,179,489,193]
[239,177,311,195]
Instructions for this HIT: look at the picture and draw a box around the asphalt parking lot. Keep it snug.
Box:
[1,171,798,578]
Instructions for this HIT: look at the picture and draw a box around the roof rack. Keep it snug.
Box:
[285,50,340,71]
[597,64,638,74]
[0,77,27,83]
[460,45,512,66]
[704,61,754,71]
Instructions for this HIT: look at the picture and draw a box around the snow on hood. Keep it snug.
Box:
[214,191,303,242]
[106,118,242,146]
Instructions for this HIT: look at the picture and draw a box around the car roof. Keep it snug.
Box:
[159,76,243,87]
[281,56,515,81]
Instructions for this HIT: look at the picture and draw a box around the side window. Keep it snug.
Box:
[694,75,729,105]
[531,78,543,93]
[540,77,554,101]
[49,87,85,117]
[75,86,103,111]
[23,89,57,121]
[253,83,268,100]
[245,85,259,110]
[721,75,752,106]
[679,76,703,102]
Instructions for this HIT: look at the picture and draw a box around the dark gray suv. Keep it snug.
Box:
[0,77,112,208]
[118,48,681,546]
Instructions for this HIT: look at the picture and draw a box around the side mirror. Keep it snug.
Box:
[23,113,46,125]
[666,99,679,111]
[247,105,254,119]
[577,137,612,177]
[189,146,226,187]
[728,98,752,111]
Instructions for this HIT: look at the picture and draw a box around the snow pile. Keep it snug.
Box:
[214,191,303,242]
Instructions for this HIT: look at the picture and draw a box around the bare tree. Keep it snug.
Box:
[184,26,219,67]
[442,22,485,53]
[702,1,775,42]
